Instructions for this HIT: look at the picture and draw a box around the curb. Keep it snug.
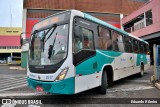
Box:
[155,82,160,90]
[0,64,8,66]
[151,75,160,90]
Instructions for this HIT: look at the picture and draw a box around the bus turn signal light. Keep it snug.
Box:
[55,67,69,81]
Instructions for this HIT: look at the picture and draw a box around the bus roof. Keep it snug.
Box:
[32,9,148,44]
[82,12,148,44]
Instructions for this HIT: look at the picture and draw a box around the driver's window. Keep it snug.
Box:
[73,25,94,53]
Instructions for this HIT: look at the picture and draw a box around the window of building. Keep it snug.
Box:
[112,31,125,52]
[0,46,21,49]
[134,14,145,31]
[124,36,133,53]
[146,10,153,26]
[2,46,6,49]
[98,26,112,50]
[133,39,139,53]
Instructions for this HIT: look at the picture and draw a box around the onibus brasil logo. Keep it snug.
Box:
[1,99,42,107]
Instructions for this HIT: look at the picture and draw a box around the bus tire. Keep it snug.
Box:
[99,71,107,94]
[139,64,144,77]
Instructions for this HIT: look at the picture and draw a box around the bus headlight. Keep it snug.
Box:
[55,67,69,81]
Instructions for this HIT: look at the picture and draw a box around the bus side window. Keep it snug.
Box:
[133,40,139,53]
[73,25,94,53]
[124,36,133,53]
[98,26,112,50]
[144,44,148,54]
[117,34,124,52]
[73,25,83,53]
[81,28,94,50]
[146,44,150,55]
[112,31,125,52]
[112,31,119,51]
[139,42,144,54]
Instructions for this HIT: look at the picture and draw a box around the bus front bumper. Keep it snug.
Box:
[27,77,75,95]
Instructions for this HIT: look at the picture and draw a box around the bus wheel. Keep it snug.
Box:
[139,65,144,77]
[99,71,107,94]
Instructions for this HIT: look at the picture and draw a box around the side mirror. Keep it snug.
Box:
[20,32,30,46]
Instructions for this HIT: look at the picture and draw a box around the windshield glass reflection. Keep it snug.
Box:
[29,24,68,65]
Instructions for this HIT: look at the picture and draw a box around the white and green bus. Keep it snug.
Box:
[27,10,150,94]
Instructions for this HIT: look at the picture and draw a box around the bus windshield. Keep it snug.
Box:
[29,24,68,65]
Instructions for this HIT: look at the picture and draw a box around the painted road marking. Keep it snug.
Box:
[0,74,26,78]
[0,92,50,97]
[0,84,27,92]
[0,77,26,83]
[0,76,27,92]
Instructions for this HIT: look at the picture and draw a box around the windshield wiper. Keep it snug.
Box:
[40,24,57,52]
[48,33,58,59]
[45,24,57,42]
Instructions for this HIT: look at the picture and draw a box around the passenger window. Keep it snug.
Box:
[146,44,150,55]
[139,42,144,54]
[133,40,139,53]
[98,26,112,50]
[73,25,94,53]
[82,28,94,50]
[124,36,133,53]
[112,31,125,52]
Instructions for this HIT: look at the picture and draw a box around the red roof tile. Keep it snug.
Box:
[0,36,20,46]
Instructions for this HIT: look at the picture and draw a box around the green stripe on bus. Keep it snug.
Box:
[136,54,147,66]
[76,50,122,75]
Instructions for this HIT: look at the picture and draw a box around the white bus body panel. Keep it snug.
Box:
[75,73,100,93]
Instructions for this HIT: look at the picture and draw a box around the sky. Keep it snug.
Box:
[0,0,23,27]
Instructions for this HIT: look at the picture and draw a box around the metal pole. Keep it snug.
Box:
[144,12,146,28]
[10,5,12,27]
[153,44,157,80]
[156,45,160,80]
[153,44,160,80]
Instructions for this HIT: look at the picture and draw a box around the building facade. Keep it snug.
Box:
[0,27,21,63]
[21,0,147,68]
[122,0,160,64]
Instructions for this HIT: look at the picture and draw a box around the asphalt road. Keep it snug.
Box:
[0,65,160,107]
